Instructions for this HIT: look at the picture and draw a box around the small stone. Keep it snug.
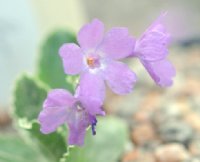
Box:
[181,79,200,97]
[152,101,187,126]
[152,106,181,125]
[189,139,200,156]
[131,123,156,146]
[122,149,156,162]
[185,113,200,133]
[137,91,161,111]
[184,157,200,162]
[159,120,193,146]
[155,143,190,162]
[0,109,11,127]
[137,152,155,162]
[192,96,200,114]
[133,109,153,123]
[141,141,161,152]
[122,150,140,162]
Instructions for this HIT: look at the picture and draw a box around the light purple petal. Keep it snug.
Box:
[38,89,75,134]
[59,43,84,75]
[67,107,98,146]
[99,27,135,60]
[66,107,90,146]
[134,13,171,61]
[104,61,137,94]
[77,19,104,51]
[78,72,105,105]
[79,95,105,116]
[141,59,176,87]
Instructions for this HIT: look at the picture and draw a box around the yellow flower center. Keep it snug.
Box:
[87,57,95,67]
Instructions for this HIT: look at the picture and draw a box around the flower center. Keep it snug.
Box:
[74,101,84,111]
[86,56,100,69]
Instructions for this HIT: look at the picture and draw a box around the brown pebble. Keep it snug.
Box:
[0,110,12,127]
[154,143,190,162]
[133,109,152,123]
[189,140,200,156]
[122,150,140,162]
[131,123,156,146]
[122,149,155,162]
[138,91,161,111]
[185,113,200,132]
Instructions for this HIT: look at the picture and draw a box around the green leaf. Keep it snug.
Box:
[0,135,47,162]
[37,30,77,92]
[65,116,129,162]
[13,75,67,161]
[25,122,67,162]
[13,75,47,122]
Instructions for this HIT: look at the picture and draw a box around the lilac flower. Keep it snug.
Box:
[38,89,104,146]
[59,19,137,102]
[130,13,175,87]
[140,59,176,87]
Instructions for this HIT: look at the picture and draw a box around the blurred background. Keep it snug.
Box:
[0,0,200,162]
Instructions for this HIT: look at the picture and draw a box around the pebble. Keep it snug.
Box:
[189,139,200,156]
[0,109,11,127]
[159,120,193,146]
[122,150,139,162]
[122,149,155,162]
[133,109,153,123]
[153,107,181,125]
[155,143,190,162]
[137,91,161,111]
[184,157,200,162]
[185,113,200,133]
[131,123,156,146]
[137,152,155,162]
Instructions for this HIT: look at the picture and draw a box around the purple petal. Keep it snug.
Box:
[134,13,171,61]
[67,108,89,146]
[99,27,135,60]
[59,43,84,75]
[104,61,137,94]
[77,19,104,51]
[79,94,105,116]
[38,89,75,134]
[67,107,97,146]
[77,72,105,115]
[141,59,176,87]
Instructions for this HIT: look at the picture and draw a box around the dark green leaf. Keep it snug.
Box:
[37,30,77,92]
[26,122,67,162]
[13,75,47,122]
[13,75,67,162]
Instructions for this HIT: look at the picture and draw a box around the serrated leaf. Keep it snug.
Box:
[13,75,67,161]
[65,116,129,162]
[25,122,67,162]
[13,75,47,122]
[37,30,77,92]
[0,135,47,162]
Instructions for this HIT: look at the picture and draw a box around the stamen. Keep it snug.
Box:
[87,57,95,67]
[92,126,96,135]
[86,56,100,69]
[74,101,84,111]
[91,118,97,135]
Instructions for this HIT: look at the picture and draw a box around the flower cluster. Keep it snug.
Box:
[38,14,175,146]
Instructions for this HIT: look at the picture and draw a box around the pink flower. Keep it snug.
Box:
[59,19,137,102]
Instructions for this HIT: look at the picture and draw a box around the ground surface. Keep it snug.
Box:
[104,45,200,162]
